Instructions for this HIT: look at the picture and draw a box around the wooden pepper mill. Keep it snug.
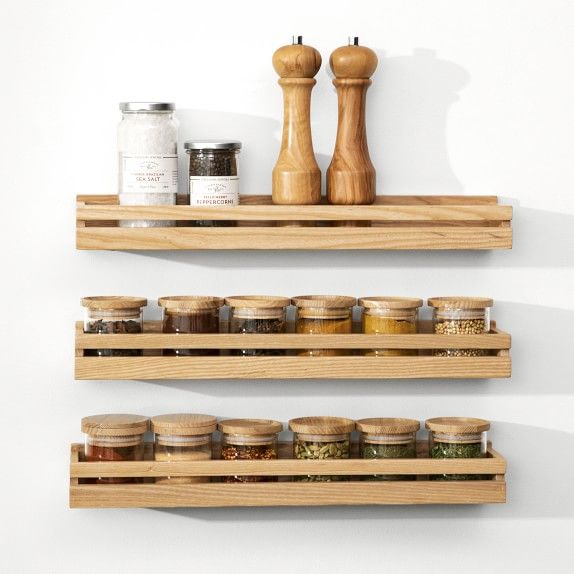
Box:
[327,37,378,205]
[272,36,322,205]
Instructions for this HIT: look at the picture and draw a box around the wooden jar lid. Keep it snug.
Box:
[292,295,356,309]
[289,416,355,435]
[225,296,290,309]
[158,296,223,310]
[359,297,423,310]
[425,417,490,434]
[81,296,147,310]
[427,297,493,309]
[218,418,283,436]
[81,414,149,436]
[356,418,420,435]
[151,413,217,435]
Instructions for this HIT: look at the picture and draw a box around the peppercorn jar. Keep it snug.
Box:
[158,296,223,356]
[81,296,147,357]
[426,417,490,481]
[292,295,356,356]
[82,414,149,484]
[289,416,355,482]
[226,296,290,356]
[428,297,493,357]
[152,414,217,484]
[359,297,422,356]
[185,140,242,227]
[219,419,282,483]
[118,102,178,228]
[356,418,420,481]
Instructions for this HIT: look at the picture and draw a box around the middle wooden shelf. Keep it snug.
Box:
[75,320,511,380]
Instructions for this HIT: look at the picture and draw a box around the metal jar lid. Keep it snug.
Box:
[184,140,242,151]
[119,102,175,112]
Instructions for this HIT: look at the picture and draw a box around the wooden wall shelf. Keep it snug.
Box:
[69,442,507,508]
[74,320,511,380]
[76,194,512,250]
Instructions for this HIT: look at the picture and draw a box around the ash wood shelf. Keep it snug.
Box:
[76,194,512,250]
[74,320,511,380]
[69,442,507,508]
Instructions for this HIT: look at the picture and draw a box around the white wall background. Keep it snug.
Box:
[1,0,573,571]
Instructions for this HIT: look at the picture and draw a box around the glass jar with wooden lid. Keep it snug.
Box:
[218,418,283,483]
[81,296,147,357]
[151,413,217,484]
[292,295,356,356]
[356,418,420,481]
[289,416,355,482]
[428,297,493,357]
[359,297,422,356]
[426,417,490,481]
[226,296,290,356]
[82,414,149,484]
[158,296,223,356]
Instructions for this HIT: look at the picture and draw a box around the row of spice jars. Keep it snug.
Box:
[81,414,491,484]
[82,295,494,357]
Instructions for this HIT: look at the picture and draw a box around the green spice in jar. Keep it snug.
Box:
[289,417,354,482]
[357,418,419,481]
[426,417,490,481]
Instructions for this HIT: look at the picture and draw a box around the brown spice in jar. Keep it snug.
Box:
[220,444,277,483]
[163,310,220,356]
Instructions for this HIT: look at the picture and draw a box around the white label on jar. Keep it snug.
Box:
[121,155,178,193]
[189,177,239,206]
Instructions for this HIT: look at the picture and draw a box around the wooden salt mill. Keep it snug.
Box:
[272,36,322,205]
[327,37,378,205]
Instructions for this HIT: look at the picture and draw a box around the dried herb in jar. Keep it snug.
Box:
[430,442,485,481]
[362,442,417,481]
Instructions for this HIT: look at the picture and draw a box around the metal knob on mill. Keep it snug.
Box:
[327,37,378,205]
[272,36,322,205]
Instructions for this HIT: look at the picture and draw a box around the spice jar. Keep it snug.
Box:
[293,295,356,356]
[289,416,355,482]
[359,297,422,356]
[426,417,490,481]
[429,297,493,357]
[152,414,217,484]
[158,296,223,356]
[226,296,290,356]
[81,296,147,357]
[118,102,178,228]
[82,414,149,484]
[219,419,282,483]
[356,418,419,481]
[185,140,242,227]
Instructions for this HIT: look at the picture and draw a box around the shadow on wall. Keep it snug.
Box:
[151,423,574,522]
[131,302,572,397]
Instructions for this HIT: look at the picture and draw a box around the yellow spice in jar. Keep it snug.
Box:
[296,317,352,356]
[362,315,417,357]
[154,449,211,484]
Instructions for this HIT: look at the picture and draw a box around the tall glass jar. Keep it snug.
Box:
[219,419,282,483]
[292,295,356,356]
[289,416,355,482]
[118,102,178,228]
[357,418,419,481]
[359,297,422,356]
[426,417,490,481]
[185,140,242,227]
[82,414,149,484]
[158,296,223,356]
[152,413,217,484]
[81,296,147,357]
[226,296,290,356]
[428,297,493,357]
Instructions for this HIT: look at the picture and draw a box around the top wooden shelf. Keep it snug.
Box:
[76,194,512,251]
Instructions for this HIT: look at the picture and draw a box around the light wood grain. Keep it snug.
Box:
[75,320,511,349]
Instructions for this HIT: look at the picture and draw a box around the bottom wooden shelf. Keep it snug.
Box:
[70,443,507,508]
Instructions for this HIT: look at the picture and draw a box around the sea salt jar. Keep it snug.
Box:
[118,102,178,227]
